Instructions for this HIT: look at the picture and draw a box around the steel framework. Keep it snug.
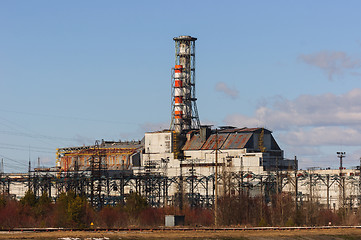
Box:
[1,164,361,212]
[170,36,200,132]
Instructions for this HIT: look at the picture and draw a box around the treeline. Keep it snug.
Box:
[217,193,351,226]
[0,191,360,228]
[0,191,212,228]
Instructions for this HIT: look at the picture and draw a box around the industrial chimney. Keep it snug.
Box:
[170,36,200,133]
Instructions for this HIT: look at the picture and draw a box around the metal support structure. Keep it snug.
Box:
[294,156,298,211]
[171,35,200,132]
[359,158,361,207]
[2,154,361,212]
[337,151,346,209]
[214,128,219,226]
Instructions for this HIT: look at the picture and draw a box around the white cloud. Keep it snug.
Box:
[224,88,361,167]
[224,88,361,130]
[299,51,361,80]
[215,82,239,99]
[279,127,361,147]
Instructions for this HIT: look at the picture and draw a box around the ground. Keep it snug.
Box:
[0,228,359,240]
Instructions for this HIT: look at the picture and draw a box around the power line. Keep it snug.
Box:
[0,115,75,147]
[0,146,53,154]
[0,130,75,141]
[0,154,28,167]
[0,108,137,125]
[3,161,28,169]
[0,142,53,151]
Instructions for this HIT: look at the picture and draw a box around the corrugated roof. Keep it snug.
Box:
[182,134,205,150]
[221,133,252,149]
[200,133,229,150]
[182,127,273,151]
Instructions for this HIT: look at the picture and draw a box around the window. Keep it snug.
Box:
[165,141,171,153]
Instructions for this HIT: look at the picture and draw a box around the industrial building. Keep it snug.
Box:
[0,35,358,211]
[55,35,295,181]
[50,35,297,206]
[57,140,143,172]
[142,126,292,175]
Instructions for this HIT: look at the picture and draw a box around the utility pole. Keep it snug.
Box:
[28,159,31,192]
[28,146,31,192]
[326,174,330,209]
[276,157,279,194]
[179,155,184,212]
[337,152,346,209]
[0,158,3,194]
[90,152,94,207]
[359,157,361,207]
[214,128,218,226]
[190,158,195,208]
[294,156,298,211]
[37,157,40,197]
[309,169,313,203]
[74,157,79,195]
[241,157,244,196]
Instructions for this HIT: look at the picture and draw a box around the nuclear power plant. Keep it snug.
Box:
[0,36,360,211]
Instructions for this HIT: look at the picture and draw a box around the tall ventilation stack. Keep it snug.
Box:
[171,36,200,133]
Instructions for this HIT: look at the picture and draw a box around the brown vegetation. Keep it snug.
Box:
[0,191,360,228]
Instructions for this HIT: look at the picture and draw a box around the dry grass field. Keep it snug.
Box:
[0,228,360,240]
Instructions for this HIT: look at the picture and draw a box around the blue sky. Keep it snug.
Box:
[1,1,361,172]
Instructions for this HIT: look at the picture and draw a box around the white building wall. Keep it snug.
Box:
[145,132,173,154]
